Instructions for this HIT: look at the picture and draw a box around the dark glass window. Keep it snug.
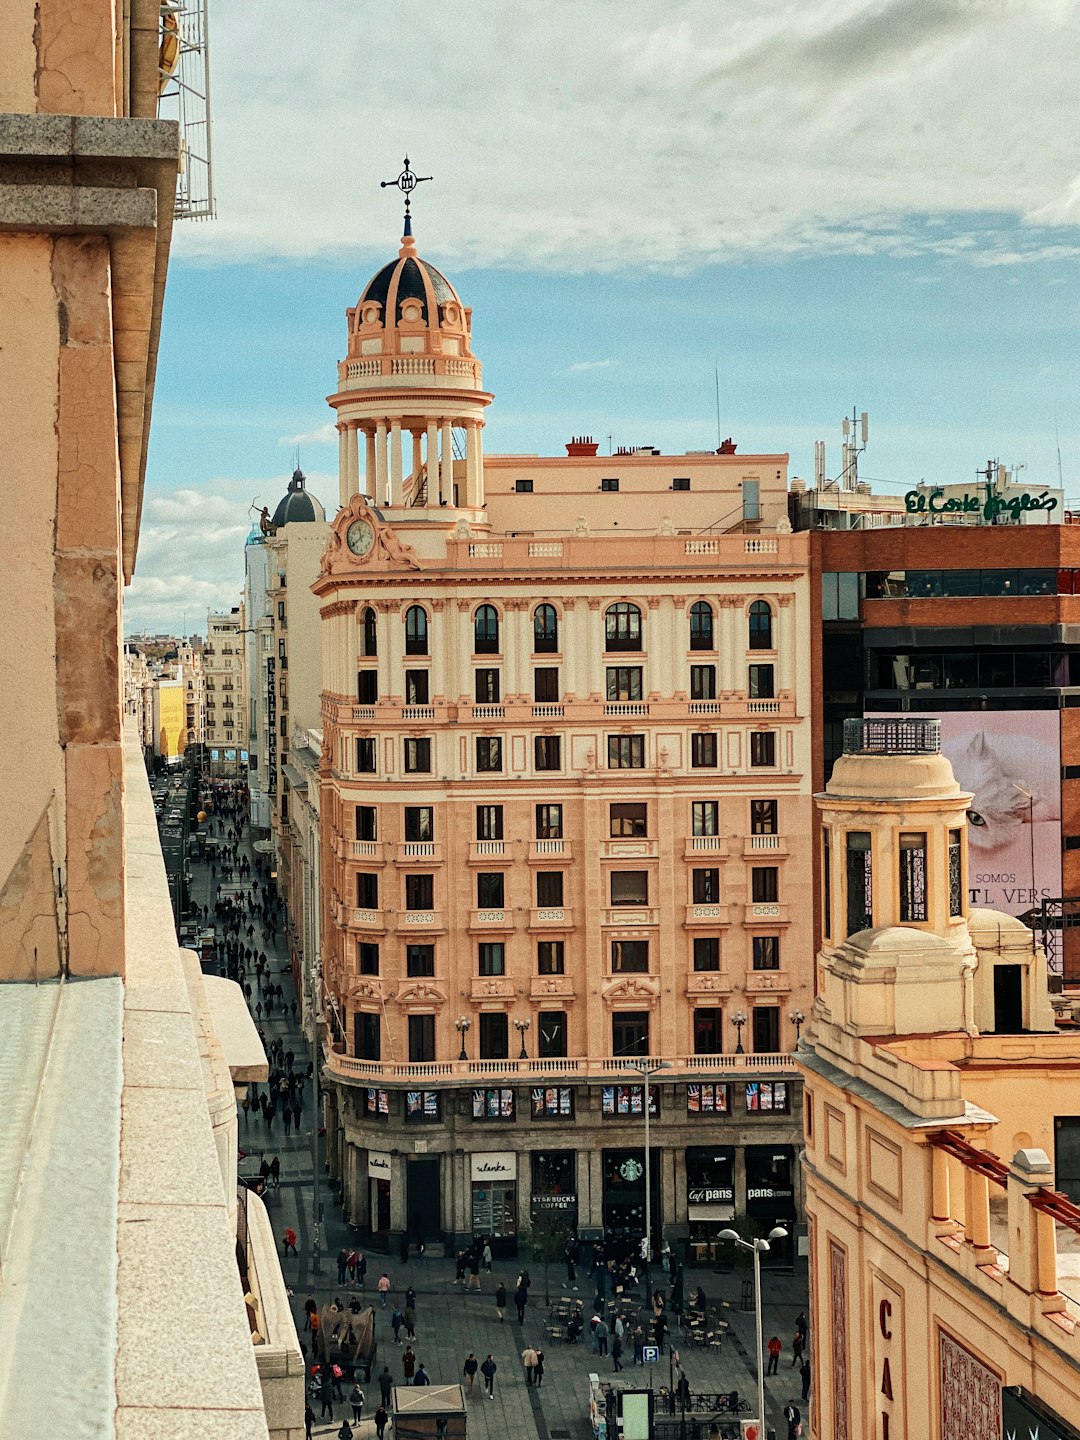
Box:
[746,1080,789,1113]
[357,670,378,703]
[538,1012,567,1058]
[693,937,720,971]
[361,606,377,657]
[606,666,643,700]
[949,828,963,916]
[405,1088,441,1121]
[536,871,564,906]
[608,735,645,768]
[689,601,714,650]
[405,669,429,704]
[406,944,435,977]
[355,806,377,841]
[899,832,928,921]
[478,942,505,976]
[358,942,379,975]
[474,605,500,654]
[611,1012,650,1058]
[748,601,773,650]
[752,1007,780,1053]
[752,935,780,970]
[356,738,377,773]
[750,731,776,767]
[602,1083,659,1116]
[405,605,428,655]
[536,804,563,839]
[472,1087,515,1120]
[601,477,620,492]
[690,665,717,700]
[475,668,500,703]
[846,831,872,934]
[605,602,642,651]
[534,604,559,653]
[405,873,433,910]
[515,478,534,493]
[693,1008,722,1055]
[611,940,649,973]
[537,941,565,974]
[752,867,778,903]
[476,805,503,840]
[692,801,719,835]
[479,1013,509,1059]
[691,733,718,767]
[687,1082,729,1114]
[531,1086,574,1119]
[610,870,648,905]
[477,872,505,908]
[534,667,560,701]
[356,873,379,909]
[610,803,647,837]
[672,477,691,491]
[748,664,775,699]
[356,1012,380,1061]
[476,737,503,772]
[535,735,562,770]
[692,868,720,903]
[407,1017,435,1063]
[751,799,777,834]
[403,737,431,773]
[404,806,433,842]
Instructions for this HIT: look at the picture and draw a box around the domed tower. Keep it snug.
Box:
[272,467,326,527]
[327,224,493,514]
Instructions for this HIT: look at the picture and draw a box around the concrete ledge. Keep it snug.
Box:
[0,183,157,233]
[203,974,271,1084]
[0,113,179,162]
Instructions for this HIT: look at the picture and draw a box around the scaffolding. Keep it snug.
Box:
[158,0,217,220]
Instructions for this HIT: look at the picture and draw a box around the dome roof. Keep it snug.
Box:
[355,233,464,330]
[272,468,325,528]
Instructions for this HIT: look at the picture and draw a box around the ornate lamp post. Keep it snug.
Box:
[455,1015,471,1062]
[717,1225,790,1437]
[732,1010,747,1054]
[789,1009,806,1045]
[514,1017,531,1059]
[621,1056,672,1307]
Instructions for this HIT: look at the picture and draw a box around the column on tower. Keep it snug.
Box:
[338,424,348,507]
[365,429,377,500]
[375,420,389,506]
[465,421,480,508]
[346,424,360,500]
[426,420,440,504]
[410,430,423,504]
[440,420,454,507]
[390,420,403,507]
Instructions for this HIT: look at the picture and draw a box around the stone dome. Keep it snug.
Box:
[271,468,325,528]
[350,232,472,351]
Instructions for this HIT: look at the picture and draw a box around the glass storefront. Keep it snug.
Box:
[367,1151,391,1239]
[685,1145,736,1261]
[745,1144,796,1264]
[471,1152,517,1255]
[602,1147,661,1252]
[530,1150,578,1229]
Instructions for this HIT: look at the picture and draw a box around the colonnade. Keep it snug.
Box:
[337,416,484,510]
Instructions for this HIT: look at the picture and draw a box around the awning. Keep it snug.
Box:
[281,764,307,793]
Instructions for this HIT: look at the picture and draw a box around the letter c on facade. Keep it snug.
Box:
[879,1298,892,1339]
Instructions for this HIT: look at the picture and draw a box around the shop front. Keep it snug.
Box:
[685,1145,736,1264]
[744,1143,797,1265]
[602,1147,662,1257]
[530,1150,578,1234]
[471,1151,518,1257]
[368,1150,391,1240]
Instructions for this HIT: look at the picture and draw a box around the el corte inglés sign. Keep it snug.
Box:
[904,485,1058,524]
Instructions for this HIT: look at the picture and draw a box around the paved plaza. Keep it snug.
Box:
[192,825,810,1440]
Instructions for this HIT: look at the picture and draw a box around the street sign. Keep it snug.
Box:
[641,1345,660,1364]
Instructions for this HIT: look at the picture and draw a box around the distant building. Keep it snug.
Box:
[799,716,1080,1440]
[205,606,248,775]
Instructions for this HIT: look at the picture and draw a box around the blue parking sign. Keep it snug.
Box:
[642,1345,660,1364]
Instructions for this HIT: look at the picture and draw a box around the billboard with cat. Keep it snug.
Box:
[873,710,1062,921]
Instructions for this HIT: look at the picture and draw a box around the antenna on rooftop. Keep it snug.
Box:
[840,407,869,490]
[814,440,826,490]
[1056,419,1064,489]
[714,363,721,450]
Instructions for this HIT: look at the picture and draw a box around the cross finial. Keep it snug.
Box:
[380,155,432,237]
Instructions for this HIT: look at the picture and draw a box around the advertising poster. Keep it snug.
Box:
[875,710,1061,917]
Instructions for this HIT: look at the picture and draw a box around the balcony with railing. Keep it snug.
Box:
[325,1049,798,1085]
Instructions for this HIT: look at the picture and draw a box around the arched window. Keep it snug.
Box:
[748,600,773,650]
[533,604,558,653]
[689,600,714,651]
[605,601,642,652]
[361,606,377,657]
[474,605,500,654]
[405,605,429,656]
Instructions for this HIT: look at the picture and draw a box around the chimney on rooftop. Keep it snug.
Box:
[566,435,600,456]
[718,437,738,455]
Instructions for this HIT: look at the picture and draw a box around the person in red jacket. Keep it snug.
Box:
[766,1334,782,1374]
[282,1226,298,1257]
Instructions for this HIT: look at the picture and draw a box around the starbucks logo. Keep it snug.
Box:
[619,1158,644,1182]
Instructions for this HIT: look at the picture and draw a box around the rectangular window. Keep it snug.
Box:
[611,939,649,973]
[406,944,435,977]
[693,1007,722,1055]
[748,664,775,699]
[745,1080,789,1113]
[355,806,377,841]
[407,1016,435,1064]
[751,867,778,903]
[358,942,380,975]
[692,868,720,903]
[692,801,719,836]
[405,1087,442,1121]
[356,1012,381,1062]
[601,1081,659,1115]
[405,873,434,910]
[693,937,720,971]
[531,1085,574,1119]
[475,668,501,703]
[610,870,648,905]
[515,478,534,493]
[538,1011,567,1058]
[534,667,560,702]
[601,477,620,492]
[690,665,717,700]
[606,666,643,701]
[610,803,647,837]
[536,804,563,839]
[477,872,505,908]
[691,733,718,768]
[608,734,645,768]
[899,832,928,922]
[752,1007,780,1053]
[478,942,505,976]
[752,935,780,970]
[672,477,691,491]
[472,1087,515,1120]
[948,828,963,916]
[846,831,873,934]
[403,737,432,773]
[687,1081,729,1113]
[476,805,503,840]
[476,737,503,772]
[750,731,776,767]
[364,1087,389,1118]
[404,806,433,842]
[357,670,378,703]
[356,873,379,909]
[356,737,377,773]
[479,1013,509,1060]
[751,799,778,835]
[405,669,429,705]
[537,940,565,975]
[536,871,564,906]
[535,735,562,770]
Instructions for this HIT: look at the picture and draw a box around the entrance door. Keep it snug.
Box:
[993,964,1023,1033]
[407,1155,442,1243]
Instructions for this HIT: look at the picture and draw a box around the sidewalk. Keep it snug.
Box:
[190,821,810,1440]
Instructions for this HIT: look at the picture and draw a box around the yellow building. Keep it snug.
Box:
[799,717,1080,1440]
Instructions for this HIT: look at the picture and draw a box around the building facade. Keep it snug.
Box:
[799,716,1080,1440]
[315,228,813,1256]
[205,606,249,775]
[245,527,273,835]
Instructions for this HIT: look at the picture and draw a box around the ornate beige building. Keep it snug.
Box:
[205,606,249,773]
[799,717,1080,1440]
[315,226,814,1256]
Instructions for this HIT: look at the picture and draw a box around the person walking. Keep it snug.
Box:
[282,1226,298,1258]
[521,1345,538,1386]
[337,1422,353,1440]
[402,1346,416,1384]
[791,1327,805,1366]
[377,1365,393,1409]
[338,1249,350,1285]
[482,1240,492,1272]
[404,1303,416,1341]
[356,1252,367,1288]
[800,1357,811,1401]
[378,1273,391,1308]
[390,1307,404,1344]
[514,1280,529,1324]
[303,1296,317,1331]
[405,1285,416,1314]
[535,1347,545,1387]
[495,1281,507,1322]
[767,1334,783,1375]
[304,1401,315,1440]
[463,1352,479,1396]
[414,1363,430,1386]
[481,1354,497,1399]
[652,1312,666,1355]
[319,1369,334,1423]
[349,1383,364,1423]
[612,1332,623,1372]
[632,1323,644,1365]
[374,1405,389,1440]
[795,1311,808,1342]
[784,1402,802,1439]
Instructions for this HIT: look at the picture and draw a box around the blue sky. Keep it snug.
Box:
[127,0,1080,634]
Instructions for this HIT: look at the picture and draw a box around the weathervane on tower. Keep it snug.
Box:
[380,155,432,237]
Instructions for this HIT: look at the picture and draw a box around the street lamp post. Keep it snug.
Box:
[514,1017,531,1059]
[455,1016,471,1062]
[789,1009,805,1046]
[717,1225,789,1437]
[732,1010,747,1054]
[622,1056,672,1308]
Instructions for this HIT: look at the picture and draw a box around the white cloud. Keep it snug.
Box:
[167,0,1080,273]
[568,360,612,373]
[278,422,338,447]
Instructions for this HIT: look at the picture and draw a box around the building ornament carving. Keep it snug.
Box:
[603,975,660,1002]
[395,982,446,1006]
